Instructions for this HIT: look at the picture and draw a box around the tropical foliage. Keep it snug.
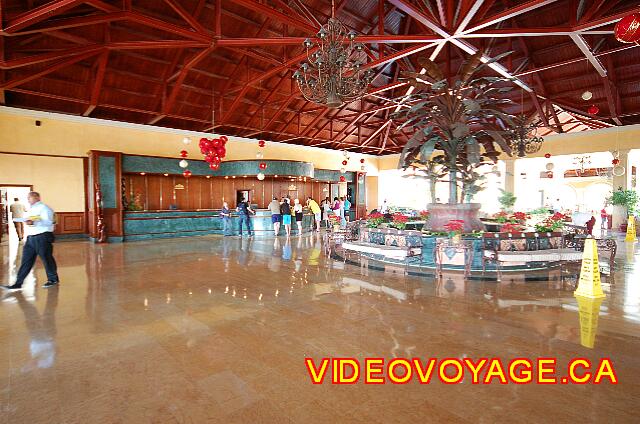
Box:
[395,51,516,204]
[608,187,638,216]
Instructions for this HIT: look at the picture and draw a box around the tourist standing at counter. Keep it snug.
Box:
[220,202,231,236]
[293,199,303,235]
[322,197,332,228]
[236,197,253,237]
[269,197,281,236]
[344,196,351,223]
[280,198,292,237]
[307,197,321,231]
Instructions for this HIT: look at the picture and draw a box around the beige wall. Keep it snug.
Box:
[0,153,85,212]
[365,176,378,213]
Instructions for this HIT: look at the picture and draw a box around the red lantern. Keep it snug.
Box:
[615,13,640,43]
[339,176,346,182]
[360,158,365,164]
[544,153,551,159]
[180,150,188,158]
[612,158,620,165]
[183,170,192,178]
[342,160,348,166]
[259,162,267,170]
[258,140,265,148]
[547,171,553,179]
[587,105,599,115]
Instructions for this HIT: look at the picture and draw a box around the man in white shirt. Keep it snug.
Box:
[3,192,59,291]
[10,197,26,241]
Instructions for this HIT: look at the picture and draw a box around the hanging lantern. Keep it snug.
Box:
[182,137,192,145]
[179,159,189,168]
[612,158,620,165]
[547,171,554,179]
[587,105,599,115]
[545,163,554,171]
[343,151,348,158]
[259,162,267,170]
[339,176,346,182]
[258,140,266,148]
[342,160,348,166]
[257,173,265,181]
[256,151,264,159]
[612,165,626,177]
[340,167,346,174]
[614,13,640,43]
[183,170,192,178]
[360,158,365,164]
[360,165,365,171]
[544,153,551,159]
[581,91,593,101]
[180,150,188,158]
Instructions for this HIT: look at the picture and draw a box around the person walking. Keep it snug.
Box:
[293,198,304,235]
[307,197,321,231]
[269,197,281,236]
[220,201,232,236]
[236,197,253,237]
[2,192,59,290]
[10,197,26,241]
[280,197,292,237]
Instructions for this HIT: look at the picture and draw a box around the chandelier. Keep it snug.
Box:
[507,115,544,158]
[292,1,374,108]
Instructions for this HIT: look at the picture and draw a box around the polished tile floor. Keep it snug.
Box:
[0,233,638,423]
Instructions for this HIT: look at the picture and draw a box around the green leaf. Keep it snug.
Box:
[419,137,438,160]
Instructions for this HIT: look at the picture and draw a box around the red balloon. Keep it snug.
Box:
[587,105,599,115]
[204,155,214,163]
[547,171,553,179]
[209,162,220,170]
[615,13,640,43]
[217,146,226,158]
[613,158,620,165]
[183,170,192,178]
[342,160,348,166]
[199,138,209,148]
[360,158,365,164]
[259,162,267,170]
[339,176,346,182]
[211,155,221,165]
[220,136,228,143]
[211,139,221,149]
[544,153,551,159]
[180,150,188,158]
[258,140,265,148]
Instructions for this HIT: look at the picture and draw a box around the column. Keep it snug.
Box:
[504,159,515,194]
[611,149,630,230]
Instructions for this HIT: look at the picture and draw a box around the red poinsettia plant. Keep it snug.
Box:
[365,211,385,228]
[500,223,524,233]
[535,212,567,232]
[390,212,409,230]
[443,219,465,237]
[419,210,430,220]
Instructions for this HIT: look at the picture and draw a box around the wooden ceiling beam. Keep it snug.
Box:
[3,0,87,33]
[224,0,317,34]
[162,0,209,35]
[461,0,560,34]
[7,12,128,36]
[83,50,108,116]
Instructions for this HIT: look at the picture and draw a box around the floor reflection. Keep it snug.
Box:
[0,234,638,423]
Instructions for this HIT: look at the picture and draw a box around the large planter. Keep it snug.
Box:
[427,203,485,233]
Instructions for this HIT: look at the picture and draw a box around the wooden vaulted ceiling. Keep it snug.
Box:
[1,0,639,155]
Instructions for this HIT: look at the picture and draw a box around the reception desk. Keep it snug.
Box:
[123,209,315,241]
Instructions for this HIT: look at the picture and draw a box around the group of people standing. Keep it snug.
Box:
[320,196,351,228]
[268,196,322,237]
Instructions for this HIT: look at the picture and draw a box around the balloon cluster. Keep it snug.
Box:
[199,136,228,171]
[257,140,266,180]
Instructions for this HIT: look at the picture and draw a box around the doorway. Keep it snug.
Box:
[1,185,32,243]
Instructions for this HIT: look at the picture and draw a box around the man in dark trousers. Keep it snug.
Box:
[2,192,60,291]
[236,196,254,237]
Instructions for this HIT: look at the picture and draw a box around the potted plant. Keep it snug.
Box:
[608,187,638,232]
[534,212,566,233]
[498,190,517,212]
[395,50,517,233]
[443,219,465,244]
[389,213,409,230]
[328,214,341,232]
[365,211,384,228]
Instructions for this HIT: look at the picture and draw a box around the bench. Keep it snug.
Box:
[341,229,423,273]
[482,232,584,281]
[563,235,617,275]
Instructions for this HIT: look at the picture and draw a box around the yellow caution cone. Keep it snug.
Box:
[625,216,637,242]
[575,295,604,349]
[574,238,606,299]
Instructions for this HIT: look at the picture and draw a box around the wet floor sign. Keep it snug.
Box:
[625,216,637,242]
[574,238,605,299]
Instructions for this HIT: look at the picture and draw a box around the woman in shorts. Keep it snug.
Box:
[280,198,292,237]
[293,198,304,235]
